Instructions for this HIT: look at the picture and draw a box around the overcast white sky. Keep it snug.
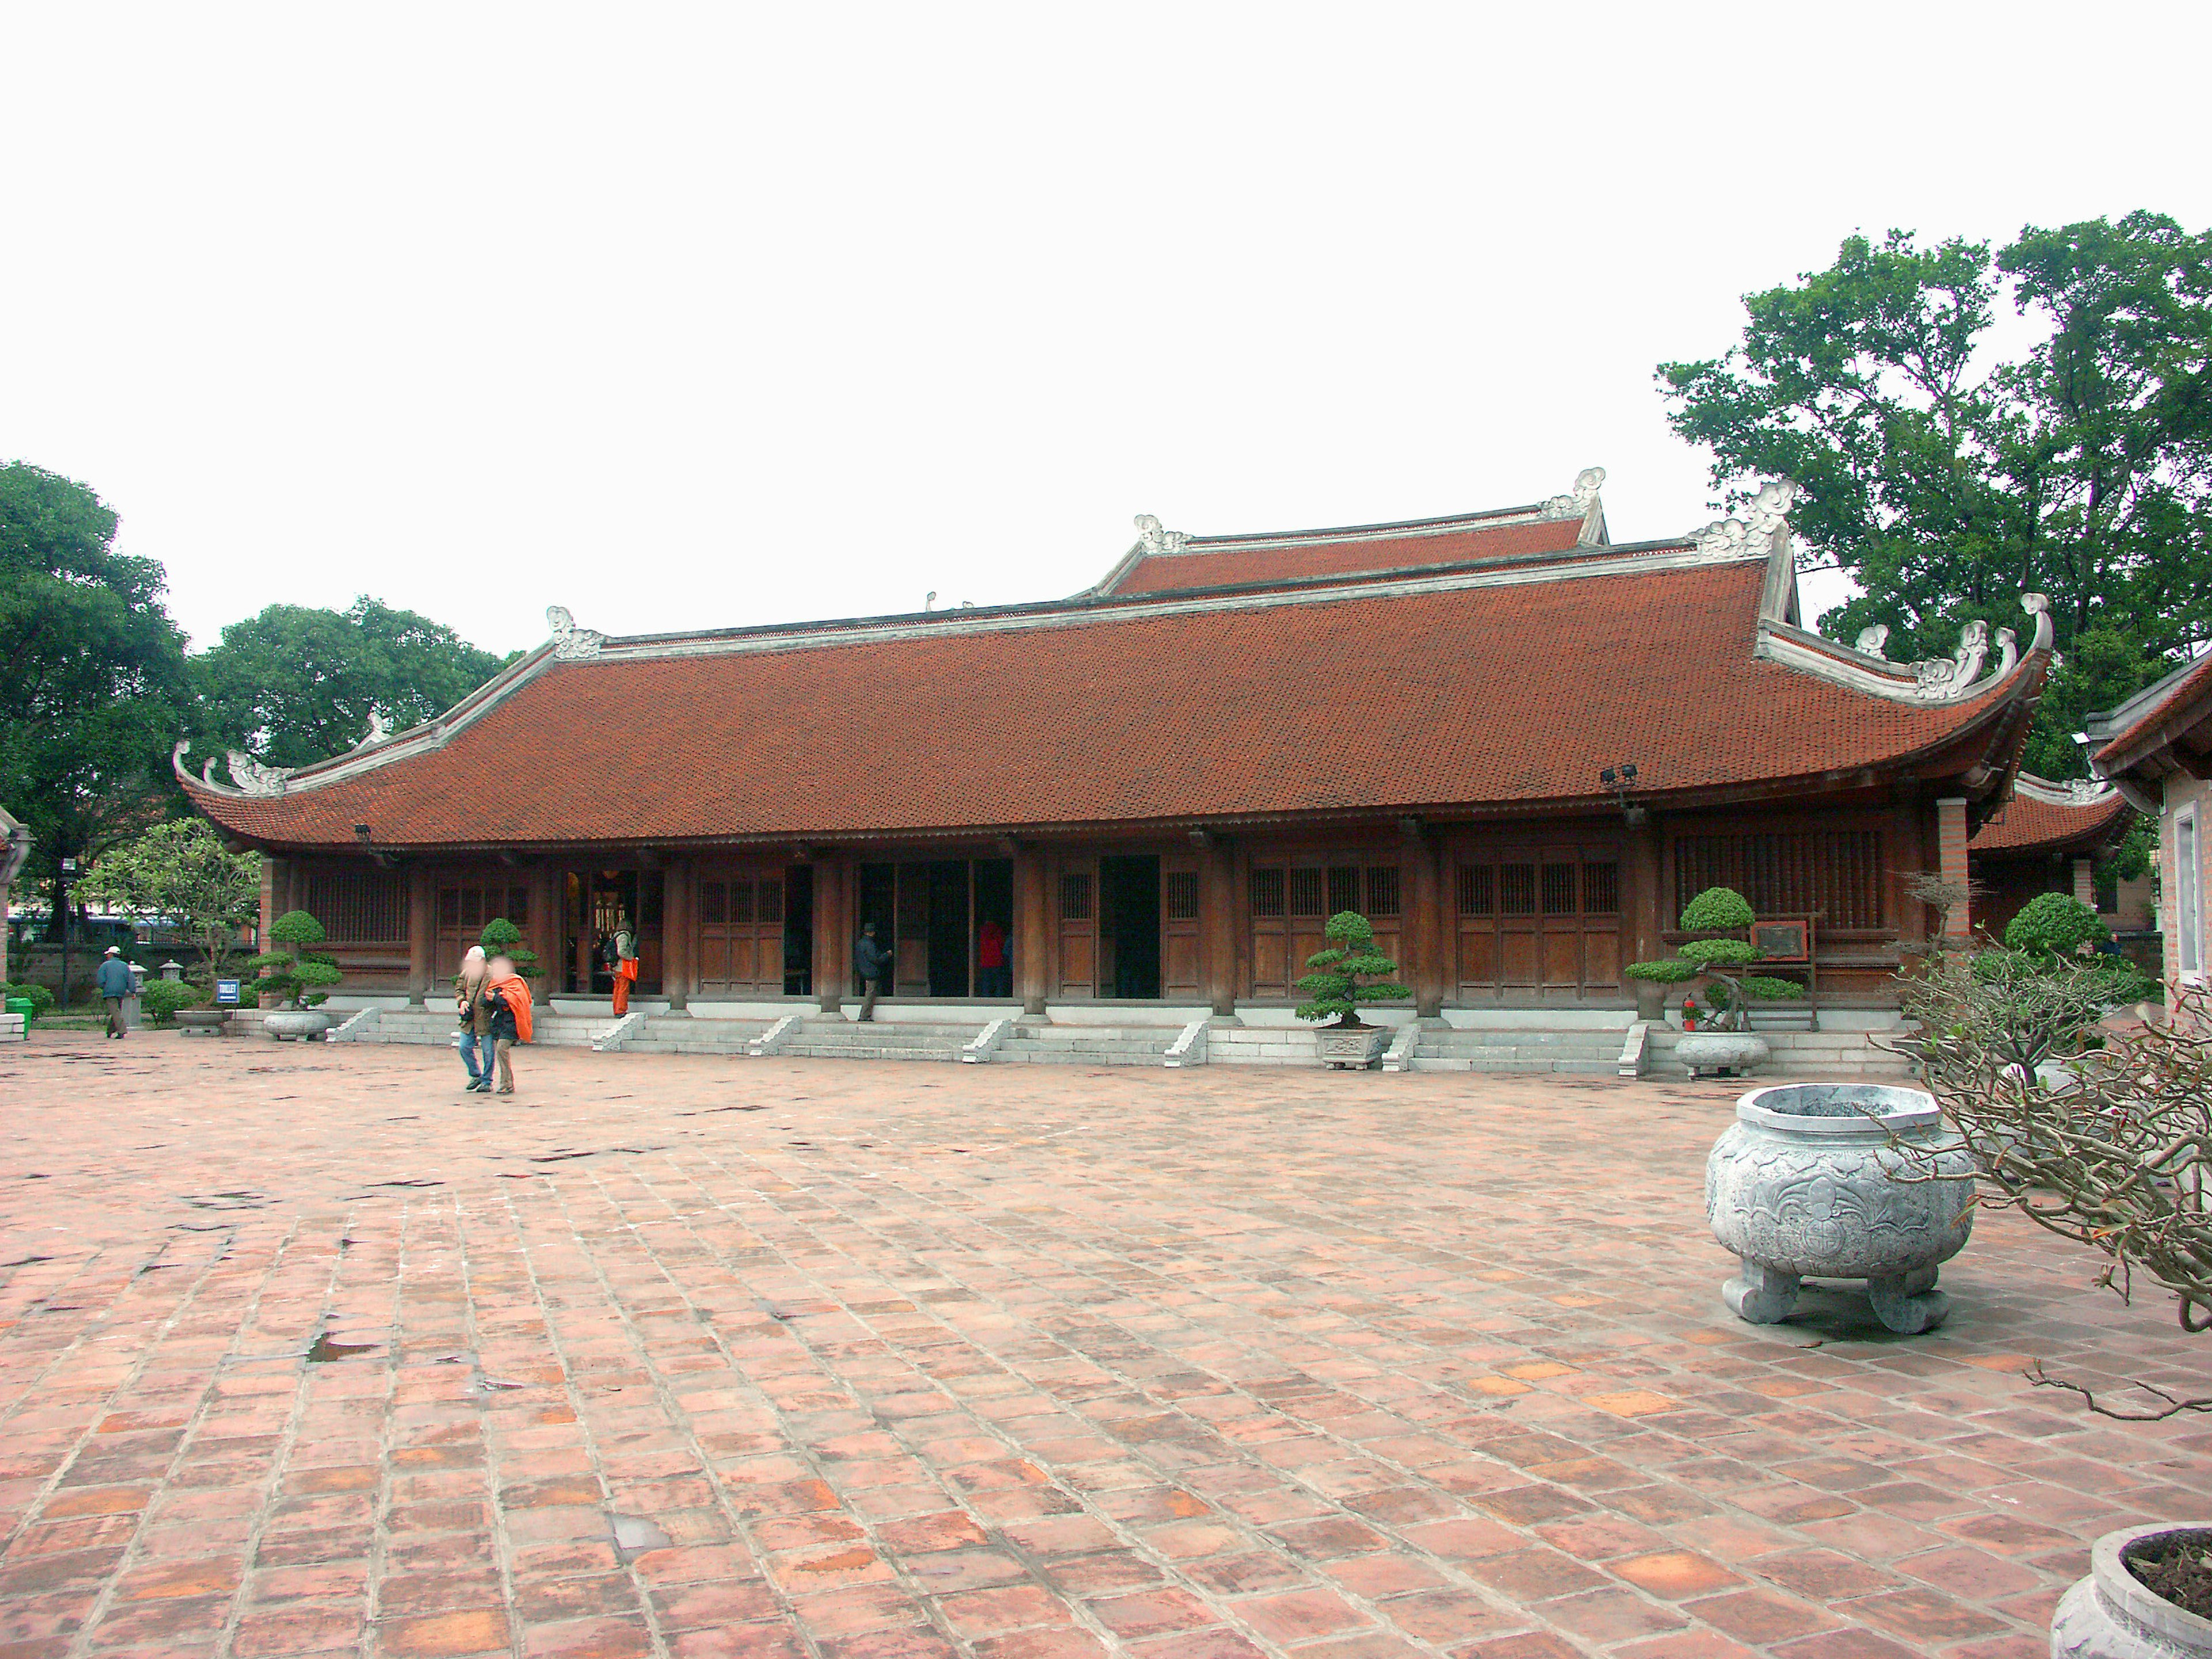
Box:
[5,3,2210,658]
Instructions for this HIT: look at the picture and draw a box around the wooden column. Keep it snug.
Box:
[2073,855,2097,911]
[1014,844,1048,1015]
[1406,832,1446,1018]
[529,862,560,988]
[663,855,693,1009]
[1199,835,1237,1016]
[405,864,433,1003]
[259,855,283,954]
[813,854,847,1014]
[1626,813,1664,968]
[1937,797,1972,942]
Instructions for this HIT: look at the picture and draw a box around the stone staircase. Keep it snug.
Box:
[333,1006,622,1049]
[622,1016,774,1056]
[1406,1026,1626,1074]
[994,1024,1180,1066]
[775,1019,980,1062]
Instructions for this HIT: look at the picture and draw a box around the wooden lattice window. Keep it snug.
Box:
[299,868,407,944]
[1249,868,1285,918]
[1501,863,1536,915]
[1366,866,1400,917]
[1582,862,1620,914]
[1059,872,1092,921]
[1166,871,1200,920]
[1541,862,1577,916]
[1289,868,1325,916]
[1327,867,1361,915]
[759,878,783,924]
[699,880,726,925]
[1457,865,1494,916]
[1675,831,1886,929]
[730,880,754,925]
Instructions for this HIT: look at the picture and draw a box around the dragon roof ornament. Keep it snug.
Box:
[1540,466,1607,519]
[1134,514,1187,556]
[172,740,296,798]
[1693,479,1798,557]
[1756,592,2053,706]
[547,605,605,661]
[2013,772,2120,808]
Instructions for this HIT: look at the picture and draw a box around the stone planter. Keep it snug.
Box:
[173,1009,228,1039]
[1706,1082,1976,1334]
[1632,978,1668,1022]
[1677,1032,1770,1077]
[1314,1024,1390,1069]
[263,1010,334,1043]
[2052,1524,2212,1657]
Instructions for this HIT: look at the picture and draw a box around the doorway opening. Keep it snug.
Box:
[782,865,813,997]
[1100,854,1161,999]
[568,869,662,994]
[854,857,1016,999]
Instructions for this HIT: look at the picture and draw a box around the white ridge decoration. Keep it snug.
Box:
[360,710,392,747]
[2014,774,2119,808]
[1133,514,1186,556]
[1854,624,1889,659]
[1911,620,1991,699]
[1540,466,1607,517]
[202,749,296,797]
[547,605,605,661]
[1692,479,1799,556]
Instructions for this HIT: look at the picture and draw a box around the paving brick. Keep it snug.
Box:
[2,1033,2195,1659]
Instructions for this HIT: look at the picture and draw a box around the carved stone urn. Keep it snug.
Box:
[1677,1032,1770,1077]
[263,1009,334,1043]
[173,1009,228,1038]
[1705,1083,1975,1334]
[1315,1024,1389,1069]
[2051,1525,2212,1657]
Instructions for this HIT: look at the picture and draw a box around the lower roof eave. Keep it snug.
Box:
[226,772,1978,862]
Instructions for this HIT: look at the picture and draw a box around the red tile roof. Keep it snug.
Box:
[2092,649,2212,771]
[185,559,2029,852]
[1968,784,2131,854]
[1108,517,1592,594]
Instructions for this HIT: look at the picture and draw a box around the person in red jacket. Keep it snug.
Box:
[977,918,1009,999]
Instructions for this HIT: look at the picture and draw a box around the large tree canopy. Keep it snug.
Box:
[1658,212,2212,778]
[0,462,188,903]
[191,597,512,770]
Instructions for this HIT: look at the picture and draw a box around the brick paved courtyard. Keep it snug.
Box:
[3,1034,2208,1659]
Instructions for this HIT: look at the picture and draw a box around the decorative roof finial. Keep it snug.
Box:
[360,709,392,747]
[1692,479,1799,557]
[547,605,605,661]
[1134,514,1187,556]
[1854,624,1890,660]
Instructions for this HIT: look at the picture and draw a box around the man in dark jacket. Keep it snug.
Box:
[853,922,892,1022]
[96,946,135,1039]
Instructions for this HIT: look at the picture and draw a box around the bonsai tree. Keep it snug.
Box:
[2005,891,2108,960]
[245,909,342,1007]
[1626,886,1803,1031]
[479,916,544,978]
[1294,911,1408,1028]
[76,819,260,993]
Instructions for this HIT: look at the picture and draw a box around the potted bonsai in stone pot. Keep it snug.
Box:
[1890,975,2211,1653]
[1297,911,1409,1069]
[1628,886,1803,1076]
[247,909,343,1040]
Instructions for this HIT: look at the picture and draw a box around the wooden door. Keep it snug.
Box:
[434,873,533,987]
[895,866,930,995]
[1247,857,1403,999]
[695,868,785,998]
[1456,846,1621,1000]
[1162,858,1201,999]
[1056,860,1096,997]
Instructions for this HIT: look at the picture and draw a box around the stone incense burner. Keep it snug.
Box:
[1705,1082,1976,1334]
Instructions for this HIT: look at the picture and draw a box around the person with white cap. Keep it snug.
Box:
[96,946,134,1039]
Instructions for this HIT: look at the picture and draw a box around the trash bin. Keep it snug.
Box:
[3,997,30,1017]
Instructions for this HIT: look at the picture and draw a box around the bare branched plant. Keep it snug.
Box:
[1899,869,1983,953]
[1886,967,2211,1416]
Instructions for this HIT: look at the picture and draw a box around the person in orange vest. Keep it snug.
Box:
[484,954,533,1095]
[608,918,639,1016]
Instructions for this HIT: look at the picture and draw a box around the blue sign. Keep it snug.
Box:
[215,978,241,1007]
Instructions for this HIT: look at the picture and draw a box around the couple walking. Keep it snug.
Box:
[454,947,533,1093]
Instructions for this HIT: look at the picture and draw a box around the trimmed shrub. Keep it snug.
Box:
[139,980,207,1026]
[0,982,56,1021]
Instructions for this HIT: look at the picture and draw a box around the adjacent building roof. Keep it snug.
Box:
[180,477,2058,854]
[1968,775,2133,855]
[2089,649,2212,786]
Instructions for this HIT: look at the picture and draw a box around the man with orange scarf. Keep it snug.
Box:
[484,955,533,1095]
[608,918,639,1016]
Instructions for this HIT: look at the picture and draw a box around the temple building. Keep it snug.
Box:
[180,471,2059,1051]
[2089,650,2212,1008]
[1965,774,2139,942]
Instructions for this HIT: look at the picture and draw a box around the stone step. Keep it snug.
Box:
[994,1036,1175,1065]
[778,1043,965,1062]
[1408,1056,1619,1074]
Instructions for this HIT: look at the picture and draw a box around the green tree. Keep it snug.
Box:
[191,597,510,770]
[245,910,342,1007]
[76,819,261,991]
[1626,887,1803,1031]
[1658,214,2212,777]
[1294,911,1408,1027]
[0,462,190,953]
